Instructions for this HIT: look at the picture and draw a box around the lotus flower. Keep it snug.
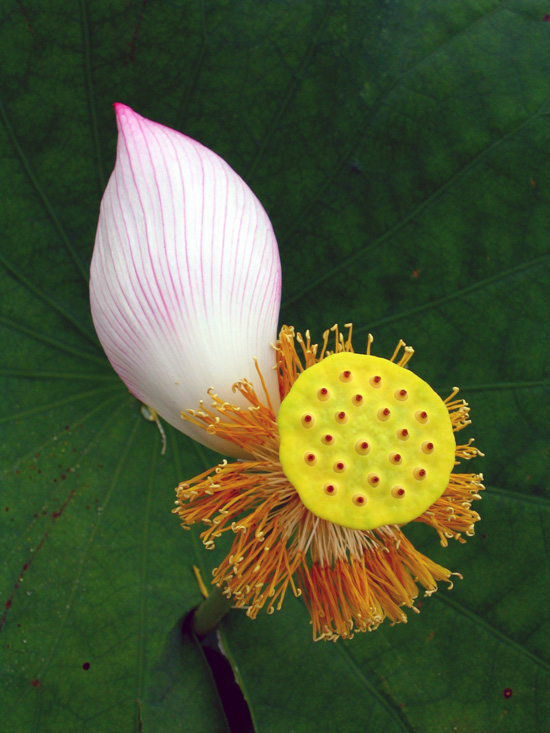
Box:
[91,105,484,641]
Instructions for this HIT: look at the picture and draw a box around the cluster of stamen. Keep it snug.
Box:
[174,324,484,641]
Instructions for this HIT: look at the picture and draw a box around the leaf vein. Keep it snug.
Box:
[283,99,550,308]
[0,251,97,345]
[79,0,106,192]
[245,3,332,181]
[0,315,106,366]
[360,252,550,332]
[0,97,88,282]
[435,593,550,674]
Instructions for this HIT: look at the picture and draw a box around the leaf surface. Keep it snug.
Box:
[1,1,549,731]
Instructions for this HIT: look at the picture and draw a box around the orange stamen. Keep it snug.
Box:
[173,326,484,640]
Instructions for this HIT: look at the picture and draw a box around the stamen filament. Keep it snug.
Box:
[173,325,483,640]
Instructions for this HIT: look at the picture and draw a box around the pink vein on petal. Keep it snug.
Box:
[144,121,183,321]
[115,111,168,335]
[129,113,176,331]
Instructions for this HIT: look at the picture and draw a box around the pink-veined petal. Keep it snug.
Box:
[90,104,281,457]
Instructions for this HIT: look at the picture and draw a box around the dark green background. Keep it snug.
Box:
[1,1,549,731]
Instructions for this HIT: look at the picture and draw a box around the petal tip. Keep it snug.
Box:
[113,102,140,130]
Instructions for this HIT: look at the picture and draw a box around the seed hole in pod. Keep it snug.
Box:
[324,483,337,496]
[415,410,429,424]
[317,388,330,401]
[370,375,382,388]
[355,439,370,455]
[352,494,367,506]
[352,393,364,406]
[397,428,409,440]
[335,410,348,424]
[304,452,317,466]
[377,407,391,421]
[368,473,380,487]
[389,452,402,465]
[301,414,314,428]
[422,441,434,454]
[394,389,408,401]
[333,461,346,473]
[322,434,335,446]
[339,370,353,382]
[391,486,406,498]
[413,467,427,480]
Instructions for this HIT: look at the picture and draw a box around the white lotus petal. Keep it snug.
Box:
[90,104,281,457]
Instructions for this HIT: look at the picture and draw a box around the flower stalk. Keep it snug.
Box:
[192,586,234,638]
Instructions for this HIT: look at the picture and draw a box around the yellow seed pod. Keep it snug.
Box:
[277,352,456,531]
